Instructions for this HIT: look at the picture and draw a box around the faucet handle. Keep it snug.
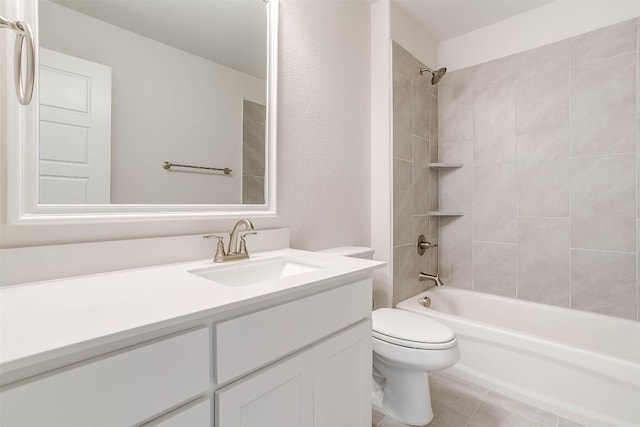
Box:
[203,235,227,263]
[203,234,224,241]
[239,232,257,255]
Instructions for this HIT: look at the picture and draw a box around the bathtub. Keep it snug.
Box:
[397,286,640,427]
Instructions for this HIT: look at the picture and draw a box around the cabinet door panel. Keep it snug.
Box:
[313,320,372,427]
[0,328,210,427]
[216,349,314,427]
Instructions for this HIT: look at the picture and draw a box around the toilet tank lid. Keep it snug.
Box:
[317,246,374,258]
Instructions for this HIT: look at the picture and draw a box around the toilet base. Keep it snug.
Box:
[372,361,434,426]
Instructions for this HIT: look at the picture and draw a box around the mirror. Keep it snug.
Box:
[36,0,271,206]
[4,0,277,224]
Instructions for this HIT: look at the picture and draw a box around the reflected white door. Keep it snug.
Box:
[39,48,112,204]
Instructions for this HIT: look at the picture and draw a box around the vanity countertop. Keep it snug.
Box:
[0,248,383,378]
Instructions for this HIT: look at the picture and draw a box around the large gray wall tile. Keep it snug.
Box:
[439,216,473,289]
[571,19,637,66]
[474,162,517,243]
[438,84,473,144]
[413,74,431,139]
[570,154,635,252]
[392,40,418,81]
[439,142,474,213]
[242,119,266,177]
[516,40,569,81]
[469,55,517,91]
[517,70,569,134]
[571,52,636,156]
[393,158,413,246]
[242,176,264,204]
[430,94,439,146]
[393,72,413,161]
[518,129,569,217]
[393,244,421,305]
[571,249,637,319]
[414,215,433,275]
[473,242,517,298]
[473,82,516,164]
[413,136,430,214]
[242,100,266,124]
[518,217,570,307]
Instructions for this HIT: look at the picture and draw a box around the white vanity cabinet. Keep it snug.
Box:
[216,321,371,427]
[0,276,374,427]
[0,328,210,427]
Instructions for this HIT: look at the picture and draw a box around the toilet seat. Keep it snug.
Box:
[372,308,457,350]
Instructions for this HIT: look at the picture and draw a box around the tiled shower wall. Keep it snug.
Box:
[438,19,639,320]
[242,100,266,204]
[392,42,439,305]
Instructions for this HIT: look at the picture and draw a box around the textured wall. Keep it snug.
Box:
[391,42,439,305]
[276,0,371,251]
[438,19,639,320]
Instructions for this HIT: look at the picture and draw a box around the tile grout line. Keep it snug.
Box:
[568,44,573,310]
[570,48,637,69]
[515,57,520,300]
[633,19,640,320]
[465,389,490,426]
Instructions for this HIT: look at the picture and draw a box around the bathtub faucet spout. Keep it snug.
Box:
[419,272,445,286]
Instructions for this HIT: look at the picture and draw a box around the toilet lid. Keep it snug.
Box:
[372,309,455,348]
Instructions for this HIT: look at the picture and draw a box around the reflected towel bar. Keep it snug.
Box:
[162,161,232,175]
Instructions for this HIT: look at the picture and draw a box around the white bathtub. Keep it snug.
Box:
[397,286,640,427]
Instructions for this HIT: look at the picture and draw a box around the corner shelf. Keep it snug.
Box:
[428,163,463,169]
[427,211,464,217]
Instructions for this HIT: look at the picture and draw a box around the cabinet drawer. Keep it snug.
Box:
[215,279,371,384]
[0,328,210,427]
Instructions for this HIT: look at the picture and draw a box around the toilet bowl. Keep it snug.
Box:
[318,246,460,426]
[372,308,459,425]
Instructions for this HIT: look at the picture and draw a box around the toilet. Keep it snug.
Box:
[318,246,460,426]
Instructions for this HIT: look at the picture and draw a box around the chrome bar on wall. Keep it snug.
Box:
[162,161,232,175]
[0,14,34,105]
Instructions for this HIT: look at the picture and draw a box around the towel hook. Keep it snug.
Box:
[1,15,35,105]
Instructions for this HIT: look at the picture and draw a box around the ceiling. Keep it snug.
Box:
[394,0,554,42]
[51,0,267,79]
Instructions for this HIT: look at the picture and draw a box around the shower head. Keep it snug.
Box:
[419,66,447,85]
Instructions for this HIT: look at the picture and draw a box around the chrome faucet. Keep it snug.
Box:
[418,272,445,286]
[203,218,256,263]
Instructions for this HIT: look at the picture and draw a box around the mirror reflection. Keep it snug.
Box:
[37,0,267,205]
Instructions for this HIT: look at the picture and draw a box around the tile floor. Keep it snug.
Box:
[372,372,584,427]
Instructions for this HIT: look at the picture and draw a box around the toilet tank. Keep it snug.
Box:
[318,246,374,260]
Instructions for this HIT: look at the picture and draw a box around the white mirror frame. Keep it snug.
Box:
[5,0,278,225]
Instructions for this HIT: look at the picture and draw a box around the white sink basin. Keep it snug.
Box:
[189,257,330,287]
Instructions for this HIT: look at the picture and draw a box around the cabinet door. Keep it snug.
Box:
[313,320,372,427]
[216,349,314,427]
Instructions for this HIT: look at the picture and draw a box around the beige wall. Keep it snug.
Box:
[0,1,371,254]
[437,19,639,320]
